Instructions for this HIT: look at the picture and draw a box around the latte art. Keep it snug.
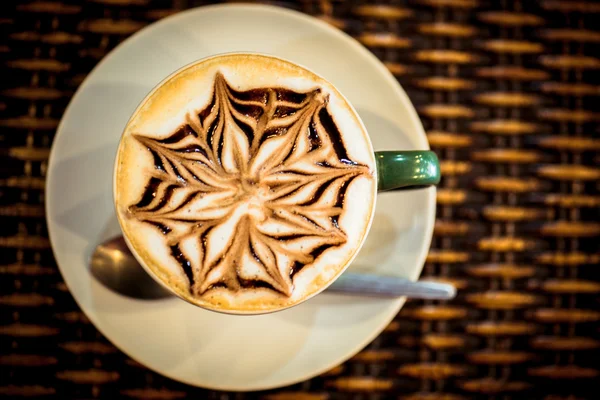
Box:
[129,73,369,297]
[115,54,376,312]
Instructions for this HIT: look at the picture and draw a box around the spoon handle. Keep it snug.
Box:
[327,272,456,300]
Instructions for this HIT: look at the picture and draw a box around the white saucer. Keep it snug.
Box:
[46,4,435,391]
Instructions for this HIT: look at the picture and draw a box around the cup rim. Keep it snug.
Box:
[112,51,379,315]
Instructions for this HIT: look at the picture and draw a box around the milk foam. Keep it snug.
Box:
[114,54,376,313]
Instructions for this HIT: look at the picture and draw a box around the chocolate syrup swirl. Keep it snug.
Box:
[129,73,371,298]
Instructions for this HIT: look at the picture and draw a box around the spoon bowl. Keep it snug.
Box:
[90,236,170,299]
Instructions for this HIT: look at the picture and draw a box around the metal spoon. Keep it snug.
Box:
[91,236,456,301]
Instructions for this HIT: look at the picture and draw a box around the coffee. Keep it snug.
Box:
[114,54,376,313]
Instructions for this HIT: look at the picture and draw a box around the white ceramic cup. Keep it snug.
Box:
[113,53,440,315]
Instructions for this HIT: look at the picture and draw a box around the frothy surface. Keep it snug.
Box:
[114,54,376,313]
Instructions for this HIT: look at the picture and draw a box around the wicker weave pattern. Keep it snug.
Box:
[1,0,599,398]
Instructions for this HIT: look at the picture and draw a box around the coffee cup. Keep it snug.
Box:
[113,53,440,314]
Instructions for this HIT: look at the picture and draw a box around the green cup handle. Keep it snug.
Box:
[375,151,441,192]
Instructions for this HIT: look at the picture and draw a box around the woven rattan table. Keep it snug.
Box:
[2,0,599,398]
